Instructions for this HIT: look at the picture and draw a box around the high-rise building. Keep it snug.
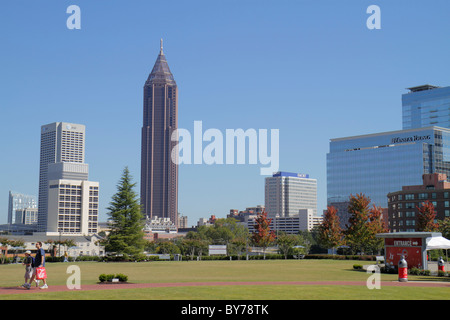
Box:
[8,191,37,224]
[37,122,98,235]
[141,40,178,226]
[15,207,38,225]
[327,85,450,231]
[265,171,317,218]
[47,180,99,235]
[327,126,450,210]
[38,122,85,231]
[402,85,450,130]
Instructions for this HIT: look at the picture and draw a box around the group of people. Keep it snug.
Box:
[21,241,48,290]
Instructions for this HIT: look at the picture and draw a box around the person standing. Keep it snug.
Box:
[30,242,48,289]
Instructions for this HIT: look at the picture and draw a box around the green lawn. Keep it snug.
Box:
[0,260,448,300]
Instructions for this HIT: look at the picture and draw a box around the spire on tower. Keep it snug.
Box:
[160,38,163,54]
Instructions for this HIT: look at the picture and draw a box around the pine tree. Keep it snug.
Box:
[318,206,343,254]
[417,201,439,232]
[104,167,146,258]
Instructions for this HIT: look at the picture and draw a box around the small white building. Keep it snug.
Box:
[4,234,105,258]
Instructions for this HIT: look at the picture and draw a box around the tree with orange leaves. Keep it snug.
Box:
[417,201,439,232]
[318,205,343,254]
[251,209,276,259]
[367,204,389,254]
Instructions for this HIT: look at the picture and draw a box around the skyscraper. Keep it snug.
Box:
[265,171,317,218]
[402,85,450,129]
[38,122,99,235]
[141,40,178,226]
[38,122,85,231]
[8,191,37,224]
[327,126,450,209]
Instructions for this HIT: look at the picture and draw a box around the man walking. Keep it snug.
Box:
[29,242,48,289]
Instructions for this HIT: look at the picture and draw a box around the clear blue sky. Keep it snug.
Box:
[1,0,450,226]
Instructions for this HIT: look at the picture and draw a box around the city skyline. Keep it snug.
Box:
[2,1,450,225]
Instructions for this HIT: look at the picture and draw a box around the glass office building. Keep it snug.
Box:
[327,126,450,208]
[403,85,450,130]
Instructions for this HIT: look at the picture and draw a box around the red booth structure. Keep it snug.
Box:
[376,232,449,270]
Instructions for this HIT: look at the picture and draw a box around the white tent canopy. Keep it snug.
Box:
[425,236,450,250]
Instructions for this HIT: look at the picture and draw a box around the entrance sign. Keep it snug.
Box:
[376,232,443,270]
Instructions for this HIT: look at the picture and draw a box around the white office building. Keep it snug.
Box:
[265,171,317,218]
[47,179,99,235]
[38,122,99,235]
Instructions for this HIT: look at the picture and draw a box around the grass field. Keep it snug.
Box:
[0,259,448,300]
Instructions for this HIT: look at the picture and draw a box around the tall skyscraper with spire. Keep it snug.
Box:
[141,39,178,226]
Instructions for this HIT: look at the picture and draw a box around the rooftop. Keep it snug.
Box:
[406,84,440,93]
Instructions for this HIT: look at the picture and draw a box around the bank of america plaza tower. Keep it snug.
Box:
[141,40,178,226]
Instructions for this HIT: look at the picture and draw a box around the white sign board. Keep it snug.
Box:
[209,245,227,255]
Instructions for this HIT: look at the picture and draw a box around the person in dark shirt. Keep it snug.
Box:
[29,242,48,289]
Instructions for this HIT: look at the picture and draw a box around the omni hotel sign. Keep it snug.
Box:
[391,134,431,144]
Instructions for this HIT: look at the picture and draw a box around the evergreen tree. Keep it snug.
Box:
[104,167,146,258]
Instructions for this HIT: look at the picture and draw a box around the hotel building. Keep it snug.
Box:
[387,173,450,232]
[265,171,317,218]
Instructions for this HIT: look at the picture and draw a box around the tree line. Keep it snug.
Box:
[102,168,450,260]
[317,193,450,255]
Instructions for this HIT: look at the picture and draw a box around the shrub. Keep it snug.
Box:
[409,267,421,275]
[98,273,128,282]
[353,264,363,270]
[422,269,431,276]
[115,273,128,282]
[99,274,115,282]
[437,270,447,277]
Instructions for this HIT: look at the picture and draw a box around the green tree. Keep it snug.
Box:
[179,237,209,260]
[318,206,343,254]
[155,240,180,255]
[229,235,249,258]
[104,167,146,258]
[202,218,248,245]
[276,232,304,259]
[438,217,450,239]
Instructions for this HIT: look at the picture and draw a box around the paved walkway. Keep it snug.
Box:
[0,280,448,295]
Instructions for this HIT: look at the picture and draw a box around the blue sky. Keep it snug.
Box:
[1,0,450,226]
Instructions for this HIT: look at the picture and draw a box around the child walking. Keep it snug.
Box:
[21,251,33,288]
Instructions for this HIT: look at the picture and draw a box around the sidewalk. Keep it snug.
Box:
[0,280,448,296]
